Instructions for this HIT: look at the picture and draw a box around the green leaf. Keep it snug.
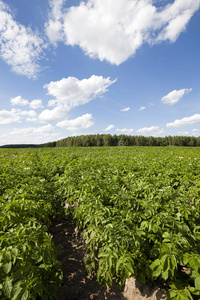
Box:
[188,286,195,293]
[179,294,190,300]
[12,269,24,281]
[167,289,177,298]
[162,269,169,280]
[125,263,134,275]
[179,289,193,300]
[2,277,13,298]
[195,277,200,290]
[12,248,18,257]
[21,290,29,300]
[98,251,109,258]
[4,251,11,263]
[11,282,22,300]
[3,262,12,274]
[116,258,122,274]
[162,255,169,272]
[151,264,162,278]
[39,263,46,269]
[150,259,161,270]
[162,232,170,239]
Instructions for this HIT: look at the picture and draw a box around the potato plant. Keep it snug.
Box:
[0,149,65,299]
[1,146,200,300]
[58,146,200,299]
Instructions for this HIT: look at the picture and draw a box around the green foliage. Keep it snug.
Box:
[58,146,200,299]
[0,149,64,299]
[2,146,200,299]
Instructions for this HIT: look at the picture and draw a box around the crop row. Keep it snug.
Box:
[1,146,200,300]
[58,147,200,300]
[0,149,66,299]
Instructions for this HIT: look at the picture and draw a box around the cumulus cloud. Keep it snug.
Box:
[11,95,43,110]
[45,0,66,44]
[105,124,115,131]
[136,126,160,134]
[192,129,199,132]
[166,114,200,127]
[0,0,45,78]
[20,110,37,117]
[21,110,37,122]
[0,108,37,124]
[116,128,134,133]
[38,106,66,123]
[10,124,54,135]
[44,75,116,108]
[0,124,57,145]
[138,106,146,111]
[11,96,29,106]
[120,107,130,112]
[161,88,192,105]
[46,0,200,65]
[0,108,21,124]
[29,99,43,109]
[156,0,200,43]
[56,113,93,131]
[39,75,116,123]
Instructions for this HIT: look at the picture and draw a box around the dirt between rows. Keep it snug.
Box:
[50,215,167,300]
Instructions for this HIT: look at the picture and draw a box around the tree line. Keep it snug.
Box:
[40,134,200,148]
[1,134,200,148]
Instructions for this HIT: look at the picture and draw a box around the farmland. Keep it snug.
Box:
[1,146,200,299]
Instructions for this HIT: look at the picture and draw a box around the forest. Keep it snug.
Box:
[43,134,199,148]
[1,134,200,148]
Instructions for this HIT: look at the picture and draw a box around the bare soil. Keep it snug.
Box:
[50,215,167,300]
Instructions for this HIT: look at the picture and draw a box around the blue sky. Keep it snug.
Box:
[0,0,200,145]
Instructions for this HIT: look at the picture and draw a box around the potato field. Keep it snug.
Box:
[1,146,200,299]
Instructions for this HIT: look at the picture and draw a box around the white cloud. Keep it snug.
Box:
[46,0,200,65]
[29,99,43,109]
[0,108,21,124]
[56,113,93,131]
[38,106,66,123]
[156,0,200,43]
[138,106,146,111]
[177,131,189,135]
[20,110,37,117]
[34,124,55,134]
[116,128,134,133]
[11,96,43,109]
[39,75,116,123]
[105,124,115,131]
[45,0,65,44]
[161,88,192,105]
[192,129,199,132]
[10,127,33,136]
[20,110,37,122]
[166,114,200,128]
[47,99,58,107]
[120,107,130,112]
[136,126,159,134]
[0,124,57,145]
[10,124,54,136]
[11,96,29,106]
[45,20,64,45]
[0,108,37,124]
[0,1,45,78]
[44,75,116,109]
